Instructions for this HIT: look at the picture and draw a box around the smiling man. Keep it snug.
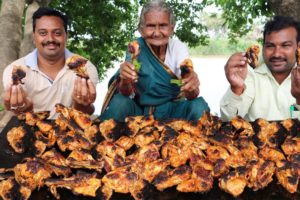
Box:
[220,15,300,121]
[100,0,209,122]
[2,7,98,118]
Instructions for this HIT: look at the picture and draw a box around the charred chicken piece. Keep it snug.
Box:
[0,178,31,200]
[128,40,140,61]
[66,149,104,173]
[115,136,135,151]
[18,111,50,126]
[14,158,51,190]
[281,136,300,155]
[12,66,26,85]
[99,119,127,142]
[125,115,155,137]
[102,166,148,199]
[153,165,192,191]
[252,119,282,148]
[198,111,222,136]
[246,159,275,190]
[161,140,190,168]
[41,148,71,177]
[276,160,299,193]
[259,146,286,167]
[96,140,126,159]
[45,171,101,198]
[55,103,92,130]
[245,44,260,69]
[56,130,92,152]
[6,126,27,153]
[66,54,89,78]
[219,167,248,197]
[177,164,213,193]
[134,126,160,147]
[133,142,161,163]
[230,116,254,137]
[33,140,47,156]
[180,58,194,79]
[206,145,230,163]
[235,137,258,162]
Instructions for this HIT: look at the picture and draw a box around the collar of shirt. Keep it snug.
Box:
[25,48,73,71]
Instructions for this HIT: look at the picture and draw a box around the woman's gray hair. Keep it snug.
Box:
[138,0,175,29]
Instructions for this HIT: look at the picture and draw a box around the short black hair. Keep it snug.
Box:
[263,15,300,44]
[32,7,68,32]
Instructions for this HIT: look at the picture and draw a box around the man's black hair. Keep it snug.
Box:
[263,15,300,43]
[32,7,68,32]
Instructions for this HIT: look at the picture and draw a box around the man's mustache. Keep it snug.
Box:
[269,57,286,62]
[42,41,60,46]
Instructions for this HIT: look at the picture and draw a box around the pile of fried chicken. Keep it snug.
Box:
[1,104,299,200]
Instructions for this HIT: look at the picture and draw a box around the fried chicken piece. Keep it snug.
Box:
[115,136,135,151]
[56,130,92,152]
[245,44,260,69]
[230,116,254,137]
[253,119,281,148]
[137,159,170,183]
[235,137,258,161]
[125,115,155,137]
[198,111,222,136]
[66,54,89,78]
[128,40,140,61]
[225,144,247,168]
[33,140,47,156]
[159,126,179,143]
[102,167,146,195]
[55,103,92,130]
[219,167,248,197]
[11,65,26,85]
[180,58,193,79]
[18,111,50,126]
[99,119,127,142]
[96,140,126,159]
[153,165,192,191]
[177,164,213,193]
[161,140,190,168]
[133,142,161,163]
[6,126,27,153]
[212,159,229,177]
[14,158,51,190]
[36,121,56,147]
[41,148,71,177]
[45,171,101,198]
[176,132,209,151]
[134,126,160,147]
[66,149,104,173]
[247,159,275,190]
[281,136,300,155]
[276,160,299,193]
[206,145,230,163]
[259,146,286,167]
[102,154,126,172]
[0,178,31,200]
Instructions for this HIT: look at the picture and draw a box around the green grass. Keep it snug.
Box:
[190,38,260,56]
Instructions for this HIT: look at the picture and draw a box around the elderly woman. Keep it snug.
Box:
[100,0,209,122]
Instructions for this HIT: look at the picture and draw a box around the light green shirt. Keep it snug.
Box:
[220,64,300,122]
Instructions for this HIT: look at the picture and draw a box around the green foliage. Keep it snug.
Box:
[190,38,260,56]
[212,0,273,41]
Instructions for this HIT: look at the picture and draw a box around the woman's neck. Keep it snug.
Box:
[151,44,167,61]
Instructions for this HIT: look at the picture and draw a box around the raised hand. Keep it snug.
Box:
[224,52,248,95]
[4,84,33,114]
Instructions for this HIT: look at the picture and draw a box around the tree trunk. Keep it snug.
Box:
[268,0,300,21]
[0,0,26,128]
[19,1,39,58]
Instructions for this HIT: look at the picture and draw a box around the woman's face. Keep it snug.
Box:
[139,10,174,47]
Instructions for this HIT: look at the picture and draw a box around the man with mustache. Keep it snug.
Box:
[220,15,300,121]
[2,7,98,118]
